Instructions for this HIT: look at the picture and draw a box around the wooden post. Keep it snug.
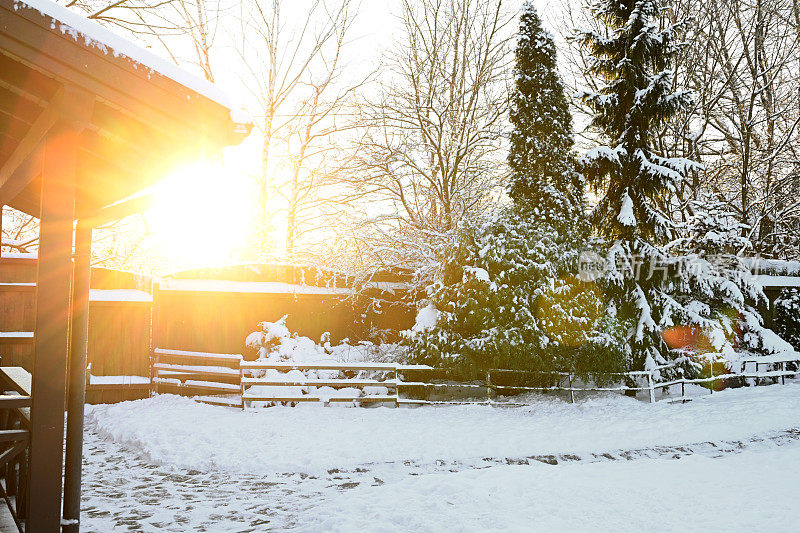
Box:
[150,282,160,397]
[709,362,714,394]
[27,124,79,532]
[647,372,655,404]
[63,222,91,533]
[239,357,246,411]
[486,370,492,403]
[394,366,400,408]
[568,374,575,404]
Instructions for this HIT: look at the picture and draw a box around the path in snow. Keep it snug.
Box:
[81,424,800,531]
[81,383,800,531]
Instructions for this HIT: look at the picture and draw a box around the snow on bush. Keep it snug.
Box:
[775,289,800,350]
[408,304,438,336]
[244,316,397,407]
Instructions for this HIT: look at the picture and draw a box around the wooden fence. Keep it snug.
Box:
[0,257,154,403]
[146,350,800,409]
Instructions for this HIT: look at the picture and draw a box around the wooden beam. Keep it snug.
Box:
[0,86,91,205]
[62,222,91,533]
[80,192,155,228]
[0,102,58,200]
[0,85,94,207]
[27,86,92,530]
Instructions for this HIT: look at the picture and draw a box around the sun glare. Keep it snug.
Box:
[145,158,257,272]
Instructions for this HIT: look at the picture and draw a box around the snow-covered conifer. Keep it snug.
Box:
[578,0,793,370]
[509,2,583,232]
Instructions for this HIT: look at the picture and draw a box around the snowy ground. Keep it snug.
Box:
[81,382,800,531]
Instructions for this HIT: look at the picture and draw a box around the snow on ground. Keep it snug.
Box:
[298,446,800,532]
[81,382,800,531]
[87,381,800,475]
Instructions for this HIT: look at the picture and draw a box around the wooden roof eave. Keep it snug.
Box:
[0,0,253,217]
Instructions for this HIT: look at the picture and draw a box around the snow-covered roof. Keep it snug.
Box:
[89,289,153,302]
[755,275,800,288]
[13,0,249,123]
[159,279,354,296]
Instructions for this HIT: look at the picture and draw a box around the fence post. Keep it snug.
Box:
[394,365,400,408]
[239,358,246,411]
[709,362,714,395]
[150,281,160,397]
[647,371,655,404]
[486,370,493,403]
[568,374,575,404]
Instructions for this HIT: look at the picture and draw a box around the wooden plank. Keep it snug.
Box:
[241,395,397,404]
[330,396,397,403]
[0,368,31,396]
[152,378,239,394]
[0,429,28,443]
[194,396,243,408]
[154,349,242,367]
[0,396,31,410]
[153,363,239,376]
[240,362,399,371]
[242,395,321,403]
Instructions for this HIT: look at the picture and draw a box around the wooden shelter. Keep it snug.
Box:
[0,0,252,530]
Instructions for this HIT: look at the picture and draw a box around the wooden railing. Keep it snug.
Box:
[0,366,32,532]
[239,361,431,408]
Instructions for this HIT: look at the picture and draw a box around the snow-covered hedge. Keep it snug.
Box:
[404,212,627,380]
[775,289,800,350]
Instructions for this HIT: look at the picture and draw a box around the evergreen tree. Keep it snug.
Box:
[578,0,792,371]
[509,2,583,230]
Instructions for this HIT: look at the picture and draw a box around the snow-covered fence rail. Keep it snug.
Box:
[151,348,242,405]
[149,349,800,408]
[239,361,432,408]
[482,355,800,404]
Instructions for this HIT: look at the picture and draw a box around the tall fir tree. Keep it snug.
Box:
[578,0,793,371]
[509,2,583,232]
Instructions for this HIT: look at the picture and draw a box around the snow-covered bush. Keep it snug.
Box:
[244,316,399,406]
[775,289,800,350]
[405,211,625,379]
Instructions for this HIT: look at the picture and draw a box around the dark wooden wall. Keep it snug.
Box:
[0,256,37,367]
[155,289,367,357]
[87,301,151,376]
[0,257,153,377]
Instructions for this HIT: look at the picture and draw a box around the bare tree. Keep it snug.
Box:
[347,0,513,273]
[236,0,370,260]
[59,1,222,80]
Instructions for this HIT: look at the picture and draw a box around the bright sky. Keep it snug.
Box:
[125,0,567,273]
